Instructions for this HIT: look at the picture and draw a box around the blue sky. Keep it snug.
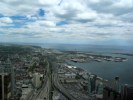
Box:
[0,0,133,45]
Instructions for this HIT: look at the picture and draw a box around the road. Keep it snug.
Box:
[28,60,51,100]
[28,79,47,100]
[28,59,77,100]
[52,63,77,100]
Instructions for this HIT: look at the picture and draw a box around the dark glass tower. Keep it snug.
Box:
[0,74,12,100]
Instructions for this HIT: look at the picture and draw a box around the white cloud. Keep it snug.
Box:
[113,0,133,8]
[0,17,13,24]
[76,11,97,22]
[0,0,133,44]
[0,17,13,26]
[38,0,59,6]
[25,20,56,29]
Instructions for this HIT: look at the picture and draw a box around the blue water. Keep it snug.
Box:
[68,54,133,85]
[40,43,133,54]
[40,44,133,85]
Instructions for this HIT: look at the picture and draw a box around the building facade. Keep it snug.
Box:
[0,74,12,100]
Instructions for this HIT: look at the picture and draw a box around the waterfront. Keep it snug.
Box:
[68,53,133,85]
[40,44,133,85]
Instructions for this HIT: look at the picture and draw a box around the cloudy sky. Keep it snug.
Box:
[0,0,133,45]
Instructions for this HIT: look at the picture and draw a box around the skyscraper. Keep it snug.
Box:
[103,87,121,100]
[0,74,12,100]
[121,85,133,100]
[0,59,15,100]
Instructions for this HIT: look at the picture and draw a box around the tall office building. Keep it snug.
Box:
[103,87,121,100]
[112,77,120,92]
[88,74,97,94]
[90,75,97,93]
[0,59,15,100]
[0,74,12,100]
[121,85,133,100]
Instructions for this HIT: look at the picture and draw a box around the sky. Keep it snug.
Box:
[0,0,133,45]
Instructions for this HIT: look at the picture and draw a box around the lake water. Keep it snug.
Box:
[68,54,133,85]
[40,44,133,85]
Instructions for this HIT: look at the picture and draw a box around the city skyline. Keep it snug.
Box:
[0,0,133,46]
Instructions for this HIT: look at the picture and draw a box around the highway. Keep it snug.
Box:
[28,58,77,100]
[28,60,51,100]
[51,63,77,100]
[28,79,47,100]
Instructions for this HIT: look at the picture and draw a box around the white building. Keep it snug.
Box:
[64,73,76,79]
[20,84,33,100]
[79,71,89,79]
[32,73,42,89]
